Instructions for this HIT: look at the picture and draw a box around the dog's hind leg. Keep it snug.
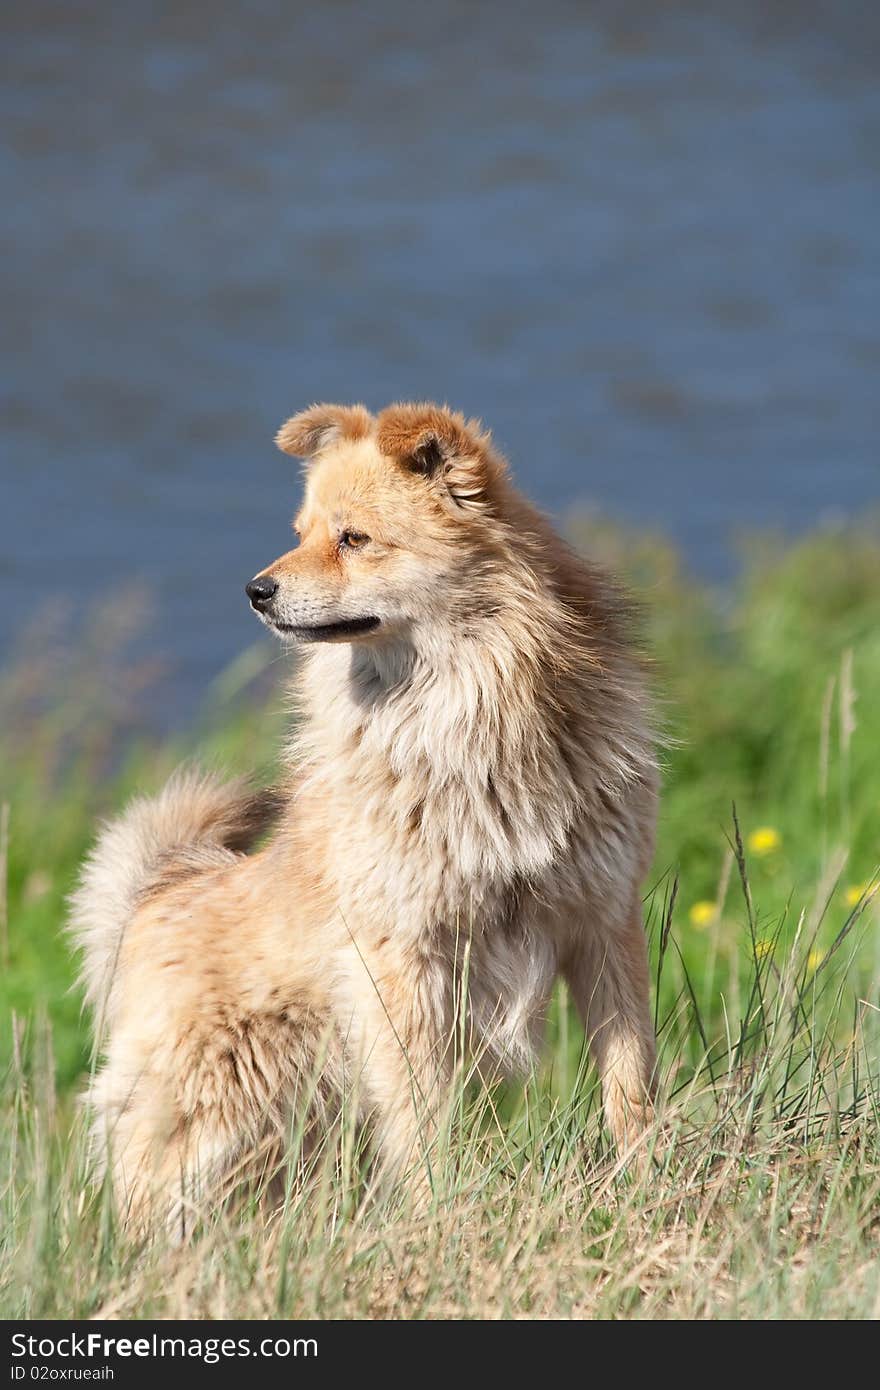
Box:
[116,1106,242,1241]
[91,1055,258,1239]
[563,895,657,1158]
[92,1007,321,1238]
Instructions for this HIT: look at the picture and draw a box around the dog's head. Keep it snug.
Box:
[245,402,511,646]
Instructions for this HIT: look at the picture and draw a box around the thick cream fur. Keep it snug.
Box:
[69,402,660,1229]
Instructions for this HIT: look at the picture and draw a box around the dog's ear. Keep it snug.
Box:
[376,403,504,511]
[275,404,373,460]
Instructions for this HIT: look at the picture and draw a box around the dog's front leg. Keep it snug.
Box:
[563,892,657,1161]
[338,942,453,1204]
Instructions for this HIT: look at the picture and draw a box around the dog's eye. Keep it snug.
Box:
[339,530,370,550]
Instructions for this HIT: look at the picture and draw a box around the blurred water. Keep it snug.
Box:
[2,1,878,718]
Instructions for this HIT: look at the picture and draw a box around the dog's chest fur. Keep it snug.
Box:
[290,640,654,1068]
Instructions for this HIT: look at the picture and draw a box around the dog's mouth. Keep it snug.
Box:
[266,616,381,642]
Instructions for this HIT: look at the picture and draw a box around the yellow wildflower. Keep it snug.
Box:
[844,882,871,908]
[806,948,825,974]
[689,900,718,929]
[747,826,781,857]
[754,939,773,960]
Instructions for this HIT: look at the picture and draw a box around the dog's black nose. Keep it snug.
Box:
[246,575,279,609]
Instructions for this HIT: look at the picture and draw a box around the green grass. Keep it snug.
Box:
[1,520,879,1318]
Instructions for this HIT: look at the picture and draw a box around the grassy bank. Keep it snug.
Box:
[1,521,879,1318]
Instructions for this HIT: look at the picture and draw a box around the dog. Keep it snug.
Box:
[70,401,659,1230]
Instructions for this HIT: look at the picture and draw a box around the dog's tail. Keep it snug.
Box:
[68,766,283,1024]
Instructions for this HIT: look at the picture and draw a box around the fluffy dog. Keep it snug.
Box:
[70,402,659,1229]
